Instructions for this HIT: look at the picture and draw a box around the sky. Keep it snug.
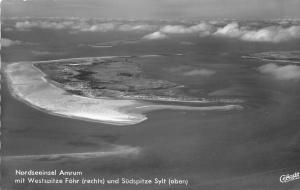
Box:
[2,0,300,20]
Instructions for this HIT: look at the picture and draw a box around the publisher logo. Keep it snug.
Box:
[280,172,300,183]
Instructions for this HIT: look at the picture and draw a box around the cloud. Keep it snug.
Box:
[214,22,300,42]
[160,23,212,34]
[142,22,213,40]
[183,69,216,77]
[1,38,21,47]
[15,19,118,32]
[241,25,300,42]
[79,23,116,32]
[214,22,242,38]
[14,19,158,33]
[258,63,300,80]
[142,31,168,40]
[11,19,300,42]
[15,20,75,30]
[118,24,157,32]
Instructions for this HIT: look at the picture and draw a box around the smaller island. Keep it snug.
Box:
[243,51,300,64]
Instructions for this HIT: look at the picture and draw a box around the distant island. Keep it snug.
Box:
[243,51,300,64]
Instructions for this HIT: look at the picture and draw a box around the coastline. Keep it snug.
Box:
[4,58,244,126]
[5,61,147,126]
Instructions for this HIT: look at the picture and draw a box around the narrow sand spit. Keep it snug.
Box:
[5,58,243,126]
[3,145,140,161]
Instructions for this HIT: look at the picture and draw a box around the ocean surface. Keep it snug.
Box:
[2,19,300,190]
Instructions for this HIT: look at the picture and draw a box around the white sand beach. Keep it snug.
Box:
[6,60,147,125]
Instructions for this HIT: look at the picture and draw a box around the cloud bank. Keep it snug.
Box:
[14,19,158,33]
[15,20,75,30]
[214,22,300,42]
[143,21,300,42]
[8,18,300,42]
[160,23,212,34]
[142,22,212,40]
[258,63,300,80]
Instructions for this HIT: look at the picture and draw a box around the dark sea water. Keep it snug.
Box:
[2,28,300,190]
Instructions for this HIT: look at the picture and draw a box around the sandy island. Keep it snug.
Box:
[5,57,243,126]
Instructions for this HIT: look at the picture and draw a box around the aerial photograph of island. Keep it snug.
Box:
[1,0,300,189]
